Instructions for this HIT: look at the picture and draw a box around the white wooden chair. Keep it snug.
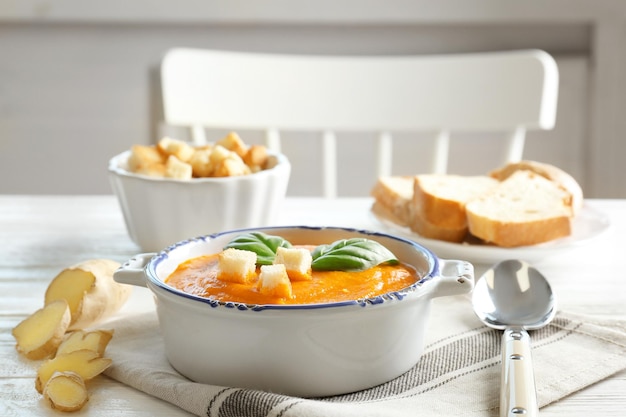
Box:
[160,48,558,198]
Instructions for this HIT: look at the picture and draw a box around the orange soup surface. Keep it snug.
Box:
[165,249,420,305]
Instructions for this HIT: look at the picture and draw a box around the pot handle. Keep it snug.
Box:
[431,259,474,298]
[114,253,156,288]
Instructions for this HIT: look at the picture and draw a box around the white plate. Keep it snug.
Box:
[371,204,611,265]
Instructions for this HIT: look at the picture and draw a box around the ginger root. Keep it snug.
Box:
[36,349,112,394]
[56,329,114,357]
[44,259,132,330]
[12,300,71,360]
[13,258,130,412]
[43,371,89,412]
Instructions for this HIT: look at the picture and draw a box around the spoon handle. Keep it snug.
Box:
[501,328,538,417]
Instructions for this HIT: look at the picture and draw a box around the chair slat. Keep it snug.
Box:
[322,131,337,198]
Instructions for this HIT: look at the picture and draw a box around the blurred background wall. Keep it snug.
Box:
[1,0,625,197]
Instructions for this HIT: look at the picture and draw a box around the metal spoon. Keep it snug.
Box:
[472,260,557,417]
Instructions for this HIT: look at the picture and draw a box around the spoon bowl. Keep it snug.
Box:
[472,259,557,417]
[473,260,557,330]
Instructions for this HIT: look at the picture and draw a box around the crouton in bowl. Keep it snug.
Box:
[114,226,474,397]
[108,135,291,252]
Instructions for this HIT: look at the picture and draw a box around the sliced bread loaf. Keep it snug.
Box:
[369,175,470,241]
[413,174,499,230]
[489,160,583,216]
[408,209,468,243]
[370,176,414,227]
[466,170,572,247]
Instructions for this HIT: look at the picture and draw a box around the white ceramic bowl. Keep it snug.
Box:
[114,226,474,397]
[108,150,290,252]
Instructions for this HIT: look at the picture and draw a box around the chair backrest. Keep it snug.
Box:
[160,48,558,198]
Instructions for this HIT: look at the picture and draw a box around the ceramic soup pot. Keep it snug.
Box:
[114,226,474,397]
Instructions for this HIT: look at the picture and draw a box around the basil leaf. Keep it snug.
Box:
[311,238,399,271]
[223,232,292,265]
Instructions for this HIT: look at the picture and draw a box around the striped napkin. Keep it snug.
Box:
[104,295,626,417]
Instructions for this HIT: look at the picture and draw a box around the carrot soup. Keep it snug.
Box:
[165,232,420,305]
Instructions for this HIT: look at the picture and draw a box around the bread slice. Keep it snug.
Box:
[489,160,583,216]
[413,175,498,230]
[466,170,572,247]
[408,209,468,242]
[370,176,414,227]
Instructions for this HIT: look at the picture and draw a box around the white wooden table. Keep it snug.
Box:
[1,196,624,416]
